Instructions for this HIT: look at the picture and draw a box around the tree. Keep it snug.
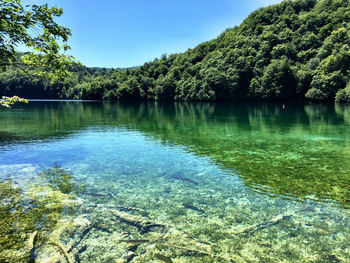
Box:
[0,0,74,80]
[1,0,74,106]
[335,82,350,103]
[259,59,297,99]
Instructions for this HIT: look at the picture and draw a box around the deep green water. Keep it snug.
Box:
[0,101,349,262]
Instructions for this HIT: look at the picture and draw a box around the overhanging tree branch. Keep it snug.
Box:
[0,0,75,80]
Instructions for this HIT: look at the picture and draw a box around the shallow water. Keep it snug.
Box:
[0,101,349,262]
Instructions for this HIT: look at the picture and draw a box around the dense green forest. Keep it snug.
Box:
[1,0,350,102]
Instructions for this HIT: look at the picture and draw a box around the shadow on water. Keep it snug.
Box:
[1,101,350,208]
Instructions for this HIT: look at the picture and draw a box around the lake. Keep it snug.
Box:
[0,101,349,262]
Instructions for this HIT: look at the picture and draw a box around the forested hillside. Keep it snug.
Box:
[1,0,350,102]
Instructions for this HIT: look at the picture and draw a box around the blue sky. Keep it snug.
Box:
[22,0,282,68]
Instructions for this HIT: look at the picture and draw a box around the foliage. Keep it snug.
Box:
[0,0,74,81]
[2,0,350,102]
[0,95,27,107]
[335,83,350,102]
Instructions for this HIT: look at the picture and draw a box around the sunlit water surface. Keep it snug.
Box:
[0,101,349,262]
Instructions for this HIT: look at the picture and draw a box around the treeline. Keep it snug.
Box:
[0,63,121,99]
[1,0,350,102]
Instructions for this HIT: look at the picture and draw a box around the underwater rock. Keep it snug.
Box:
[73,215,91,229]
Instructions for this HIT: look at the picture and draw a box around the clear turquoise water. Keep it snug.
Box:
[0,101,349,262]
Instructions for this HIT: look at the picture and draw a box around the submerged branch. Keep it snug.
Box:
[49,240,75,263]
[234,213,293,236]
[27,230,38,252]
